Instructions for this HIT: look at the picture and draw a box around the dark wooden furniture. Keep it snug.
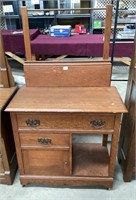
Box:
[6,86,127,188]
[0,87,17,184]
[0,32,17,185]
[118,37,136,182]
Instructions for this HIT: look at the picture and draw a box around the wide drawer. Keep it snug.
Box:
[20,133,70,146]
[17,113,115,130]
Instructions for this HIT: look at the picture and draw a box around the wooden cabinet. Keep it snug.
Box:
[22,148,70,176]
[118,37,136,182]
[20,130,70,176]
[6,86,127,188]
[0,87,17,184]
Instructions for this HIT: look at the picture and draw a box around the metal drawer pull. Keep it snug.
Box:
[26,119,40,127]
[90,120,105,128]
[38,138,51,145]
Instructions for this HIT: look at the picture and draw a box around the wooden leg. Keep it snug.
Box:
[35,54,40,60]
[102,135,108,147]
[109,114,121,177]
[41,55,49,60]
[53,55,67,61]
[32,54,36,61]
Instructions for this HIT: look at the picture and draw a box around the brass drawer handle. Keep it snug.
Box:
[90,120,105,129]
[26,119,40,127]
[38,138,51,145]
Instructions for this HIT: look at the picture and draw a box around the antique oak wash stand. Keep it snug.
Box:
[6,86,127,188]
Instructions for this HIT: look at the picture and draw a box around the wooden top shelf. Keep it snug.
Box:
[6,86,127,113]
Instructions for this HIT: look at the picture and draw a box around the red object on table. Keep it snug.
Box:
[74,24,86,34]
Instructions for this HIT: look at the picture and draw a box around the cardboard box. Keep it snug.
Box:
[50,25,71,37]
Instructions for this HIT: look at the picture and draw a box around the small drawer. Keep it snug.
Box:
[20,133,70,146]
[17,113,115,130]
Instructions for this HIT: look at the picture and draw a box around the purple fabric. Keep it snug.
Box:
[31,34,88,56]
[2,29,134,57]
[31,34,134,57]
[2,29,40,54]
[31,34,102,56]
[110,42,133,57]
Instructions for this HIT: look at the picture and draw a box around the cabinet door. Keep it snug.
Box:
[22,149,70,176]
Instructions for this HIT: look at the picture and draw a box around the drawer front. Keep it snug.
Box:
[22,149,70,176]
[17,113,115,130]
[20,133,70,146]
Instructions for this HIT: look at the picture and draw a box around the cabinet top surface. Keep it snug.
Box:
[0,87,17,110]
[6,86,127,113]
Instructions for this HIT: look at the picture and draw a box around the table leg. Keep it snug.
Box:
[102,135,108,147]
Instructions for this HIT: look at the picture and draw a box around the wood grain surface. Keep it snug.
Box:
[0,87,17,110]
[6,86,127,113]
[24,61,111,87]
